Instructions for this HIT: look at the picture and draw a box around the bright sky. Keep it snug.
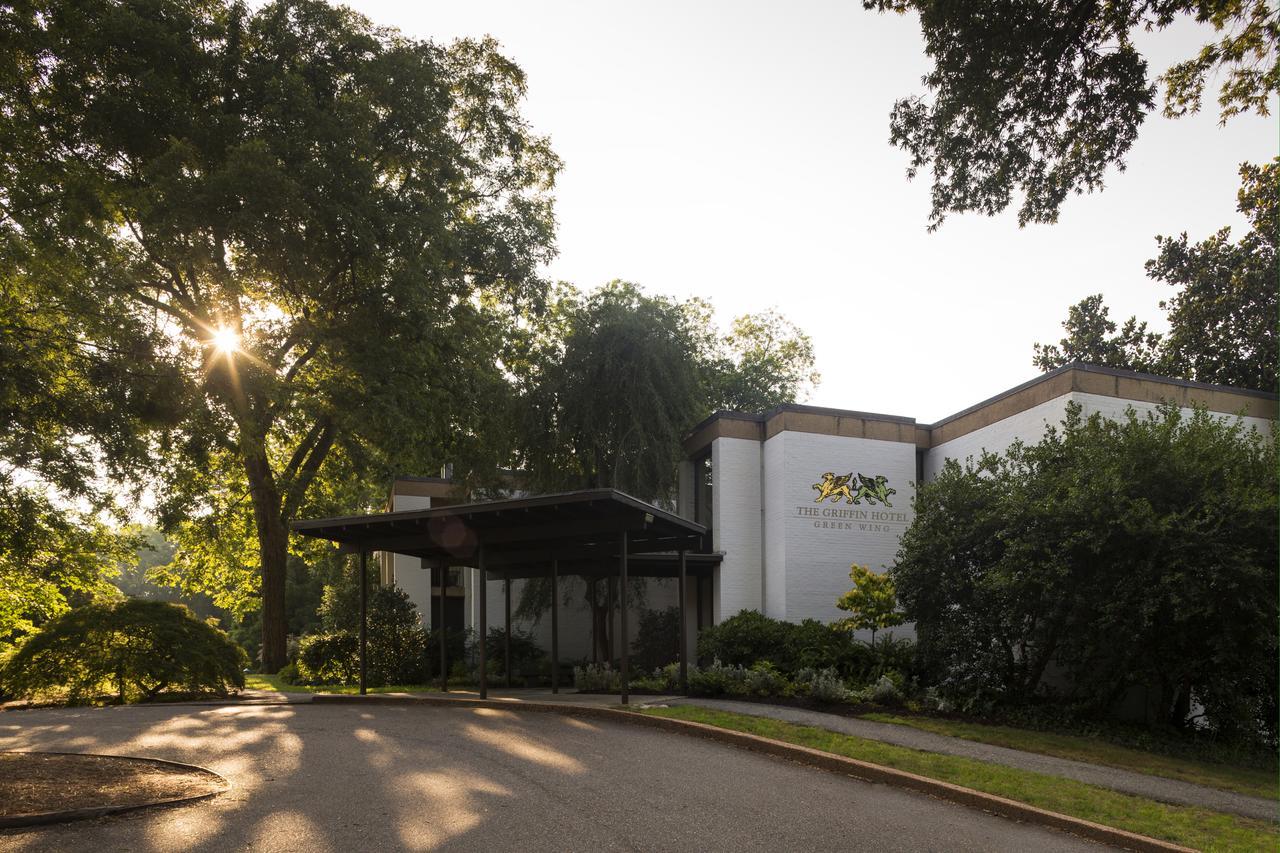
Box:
[350,0,1274,423]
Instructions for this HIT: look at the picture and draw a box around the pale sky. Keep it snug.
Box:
[350,0,1275,423]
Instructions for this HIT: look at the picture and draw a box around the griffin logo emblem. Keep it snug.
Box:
[812,472,896,507]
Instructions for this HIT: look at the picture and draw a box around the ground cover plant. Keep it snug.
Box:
[0,599,246,704]
[640,706,1279,852]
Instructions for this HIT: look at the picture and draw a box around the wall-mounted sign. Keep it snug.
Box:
[811,472,897,507]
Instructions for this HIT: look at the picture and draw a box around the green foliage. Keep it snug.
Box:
[514,282,818,503]
[696,610,790,669]
[484,626,545,682]
[0,481,135,647]
[866,1,1278,227]
[1035,161,1277,392]
[0,0,560,671]
[1148,159,1278,392]
[1032,295,1164,374]
[295,632,359,686]
[1,599,247,703]
[696,610,881,681]
[706,310,821,414]
[835,564,904,645]
[573,662,620,692]
[298,576,430,687]
[893,402,1277,743]
[631,606,681,672]
[794,666,852,703]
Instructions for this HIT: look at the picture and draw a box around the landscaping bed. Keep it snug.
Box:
[0,751,225,821]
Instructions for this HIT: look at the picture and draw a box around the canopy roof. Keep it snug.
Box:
[291,488,714,573]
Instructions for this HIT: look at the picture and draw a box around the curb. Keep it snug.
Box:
[311,692,1194,853]
[0,751,229,829]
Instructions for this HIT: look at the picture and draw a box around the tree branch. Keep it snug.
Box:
[280,417,337,522]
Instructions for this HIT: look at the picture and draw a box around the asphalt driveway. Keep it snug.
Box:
[0,703,1100,851]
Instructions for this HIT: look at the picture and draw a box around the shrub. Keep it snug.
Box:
[697,611,789,670]
[631,606,681,671]
[276,662,301,685]
[743,661,790,697]
[574,662,619,692]
[697,610,883,680]
[0,599,247,704]
[795,666,850,703]
[297,584,432,687]
[872,674,905,706]
[688,659,751,696]
[295,632,358,685]
[789,618,878,679]
[483,627,545,682]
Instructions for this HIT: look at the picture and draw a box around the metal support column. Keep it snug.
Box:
[504,575,512,688]
[619,530,629,705]
[358,550,368,696]
[438,564,448,692]
[477,544,488,700]
[678,549,688,695]
[550,559,560,694]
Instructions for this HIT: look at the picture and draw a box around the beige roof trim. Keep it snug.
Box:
[683,365,1277,456]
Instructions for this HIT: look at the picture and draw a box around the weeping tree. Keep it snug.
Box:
[0,0,558,671]
[510,281,818,660]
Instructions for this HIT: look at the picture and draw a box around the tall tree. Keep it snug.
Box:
[512,281,818,659]
[707,310,821,414]
[866,1,1278,228]
[1034,160,1277,391]
[0,0,558,670]
[514,281,819,502]
[1150,159,1278,391]
[1032,294,1163,373]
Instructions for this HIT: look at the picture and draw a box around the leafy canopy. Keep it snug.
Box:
[0,0,560,670]
[1034,160,1278,391]
[866,1,1279,227]
[514,280,819,503]
[0,484,135,647]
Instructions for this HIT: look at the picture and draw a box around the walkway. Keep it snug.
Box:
[1,703,1097,852]
[675,697,1278,823]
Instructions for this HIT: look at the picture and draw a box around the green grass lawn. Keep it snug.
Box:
[641,706,1279,853]
[244,674,442,695]
[861,711,1278,801]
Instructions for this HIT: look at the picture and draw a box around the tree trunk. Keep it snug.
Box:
[244,450,289,673]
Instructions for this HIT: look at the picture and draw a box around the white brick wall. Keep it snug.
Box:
[927,392,1273,481]
[924,395,1074,480]
[776,433,916,625]
[387,493,433,628]
[761,433,787,619]
[1075,392,1273,437]
[712,437,763,621]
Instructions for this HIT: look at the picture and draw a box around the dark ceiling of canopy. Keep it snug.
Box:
[291,488,718,576]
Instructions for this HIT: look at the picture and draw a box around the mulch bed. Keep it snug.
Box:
[0,752,225,818]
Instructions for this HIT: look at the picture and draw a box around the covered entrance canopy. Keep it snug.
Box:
[292,489,716,703]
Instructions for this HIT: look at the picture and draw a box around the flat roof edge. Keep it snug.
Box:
[927,363,1278,431]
